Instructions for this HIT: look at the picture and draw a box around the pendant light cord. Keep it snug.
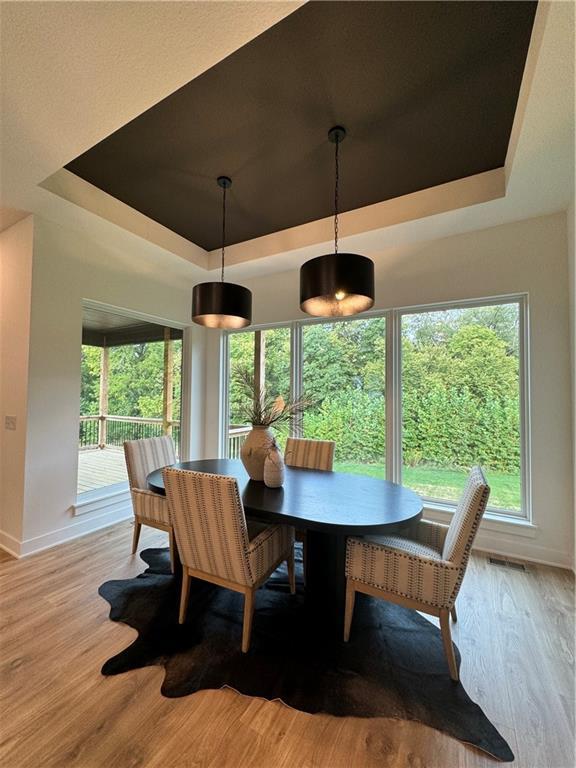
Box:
[334,134,340,255]
[221,183,227,283]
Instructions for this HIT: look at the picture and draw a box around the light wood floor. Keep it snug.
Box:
[77,447,128,494]
[0,522,573,768]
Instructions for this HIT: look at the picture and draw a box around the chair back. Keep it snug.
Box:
[442,466,490,565]
[123,436,176,491]
[163,468,253,585]
[285,437,335,471]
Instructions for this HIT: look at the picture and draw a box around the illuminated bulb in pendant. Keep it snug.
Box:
[335,290,346,301]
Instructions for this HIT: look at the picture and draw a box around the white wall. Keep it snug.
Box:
[0,217,34,553]
[4,215,205,555]
[213,212,574,569]
[3,210,573,569]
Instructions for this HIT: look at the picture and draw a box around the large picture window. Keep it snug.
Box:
[224,295,528,519]
[400,302,522,513]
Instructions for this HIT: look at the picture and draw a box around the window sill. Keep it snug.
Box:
[73,482,130,517]
[422,502,537,539]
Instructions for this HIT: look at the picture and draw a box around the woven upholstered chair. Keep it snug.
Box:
[163,468,295,653]
[344,467,490,681]
[284,437,335,579]
[124,436,176,571]
[284,437,335,472]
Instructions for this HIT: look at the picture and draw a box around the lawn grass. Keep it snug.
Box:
[333,461,521,512]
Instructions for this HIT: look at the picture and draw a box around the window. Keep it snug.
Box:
[400,302,523,514]
[224,295,528,519]
[78,334,182,495]
[302,318,385,478]
[228,327,291,455]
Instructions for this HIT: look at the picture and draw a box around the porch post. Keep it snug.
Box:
[98,345,109,449]
[163,327,174,436]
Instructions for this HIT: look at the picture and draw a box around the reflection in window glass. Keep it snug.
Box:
[401,303,521,512]
[302,318,385,478]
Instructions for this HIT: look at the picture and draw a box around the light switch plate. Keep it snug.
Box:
[4,415,16,430]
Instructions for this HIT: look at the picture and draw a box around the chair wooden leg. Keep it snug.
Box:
[168,528,175,574]
[440,608,459,681]
[179,571,191,624]
[242,588,255,653]
[131,520,142,554]
[343,580,356,642]
[287,551,296,595]
[450,604,457,622]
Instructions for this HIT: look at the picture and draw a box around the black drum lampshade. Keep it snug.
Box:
[300,126,375,318]
[192,176,252,329]
[192,281,252,329]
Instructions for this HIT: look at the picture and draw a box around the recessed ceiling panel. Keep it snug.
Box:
[65,1,537,250]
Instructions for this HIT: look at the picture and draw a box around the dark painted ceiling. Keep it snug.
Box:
[66,1,537,251]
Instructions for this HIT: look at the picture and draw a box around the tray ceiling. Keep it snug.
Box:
[65,1,537,251]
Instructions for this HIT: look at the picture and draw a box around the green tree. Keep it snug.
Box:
[80,340,182,419]
[80,346,101,414]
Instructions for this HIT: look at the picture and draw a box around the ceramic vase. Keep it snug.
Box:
[240,425,275,481]
[263,441,285,488]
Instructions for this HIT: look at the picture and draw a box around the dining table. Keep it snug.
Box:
[147,458,423,624]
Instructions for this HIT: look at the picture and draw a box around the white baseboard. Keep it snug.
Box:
[0,530,22,558]
[472,533,573,569]
[0,502,133,558]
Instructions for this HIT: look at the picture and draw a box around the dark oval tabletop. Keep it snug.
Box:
[147,458,422,535]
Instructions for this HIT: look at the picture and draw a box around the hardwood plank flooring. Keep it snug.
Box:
[0,522,573,768]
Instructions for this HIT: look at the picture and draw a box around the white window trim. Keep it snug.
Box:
[223,292,531,523]
[393,293,530,522]
[78,299,190,498]
[423,501,537,538]
[220,331,231,458]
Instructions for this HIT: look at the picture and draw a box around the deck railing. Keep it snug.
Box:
[79,417,251,458]
[79,415,180,450]
[228,426,251,458]
[79,416,100,448]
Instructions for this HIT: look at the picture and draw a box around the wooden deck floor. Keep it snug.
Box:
[77,447,128,494]
[0,522,573,767]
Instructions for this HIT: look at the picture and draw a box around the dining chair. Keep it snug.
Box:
[163,467,295,652]
[284,437,335,472]
[123,436,176,571]
[344,466,490,681]
[284,437,335,581]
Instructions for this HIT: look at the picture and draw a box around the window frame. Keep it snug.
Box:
[394,294,530,521]
[222,292,531,522]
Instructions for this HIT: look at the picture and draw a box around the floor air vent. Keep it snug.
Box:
[488,556,527,571]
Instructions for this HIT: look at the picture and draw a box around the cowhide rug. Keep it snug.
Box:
[99,547,513,762]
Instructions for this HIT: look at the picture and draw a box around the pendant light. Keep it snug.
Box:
[192,176,252,329]
[300,126,374,317]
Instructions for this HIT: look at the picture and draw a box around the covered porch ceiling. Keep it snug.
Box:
[82,306,182,348]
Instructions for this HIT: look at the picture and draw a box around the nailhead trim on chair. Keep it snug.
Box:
[345,467,490,610]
